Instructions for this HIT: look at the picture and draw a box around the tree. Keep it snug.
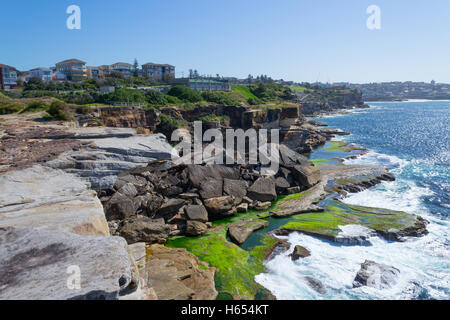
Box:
[133,59,139,77]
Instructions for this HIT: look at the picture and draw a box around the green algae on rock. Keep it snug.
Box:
[166,226,276,300]
[276,200,428,242]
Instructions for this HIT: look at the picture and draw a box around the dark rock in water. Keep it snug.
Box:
[292,165,321,188]
[200,178,223,199]
[156,198,185,218]
[185,220,208,236]
[223,178,248,202]
[353,260,400,289]
[228,220,269,245]
[290,245,311,261]
[119,216,170,244]
[304,276,326,295]
[247,177,277,202]
[104,192,137,221]
[184,205,209,223]
[203,196,235,219]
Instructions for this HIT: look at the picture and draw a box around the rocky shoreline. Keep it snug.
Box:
[0,102,429,300]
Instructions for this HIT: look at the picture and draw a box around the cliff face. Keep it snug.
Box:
[300,88,367,116]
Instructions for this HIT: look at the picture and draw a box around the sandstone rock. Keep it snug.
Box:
[353,260,400,289]
[199,178,223,199]
[223,179,248,202]
[237,203,248,213]
[185,221,208,236]
[255,201,272,211]
[104,192,137,221]
[274,177,291,194]
[0,165,109,236]
[156,198,185,218]
[203,196,235,219]
[114,174,148,192]
[0,227,133,300]
[184,205,209,223]
[247,177,277,202]
[119,217,170,245]
[290,245,311,261]
[146,244,217,300]
[187,165,240,188]
[118,183,138,198]
[292,165,321,188]
[228,220,269,245]
[279,144,312,167]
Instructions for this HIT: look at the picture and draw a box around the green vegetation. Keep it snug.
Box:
[19,101,48,114]
[46,101,72,121]
[322,141,350,152]
[168,86,203,103]
[201,91,241,105]
[279,200,424,240]
[199,114,230,123]
[75,105,91,115]
[166,227,272,300]
[102,88,146,103]
[0,92,23,115]
[290,86,309,93]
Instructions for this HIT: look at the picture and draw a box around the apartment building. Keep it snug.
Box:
[87,66,105,80]
[110,62,135,77]
[172,78,231,92]
[27,67,53,82]
[142,63,175,81]
[0,64,18,90]
[55,59,87,82]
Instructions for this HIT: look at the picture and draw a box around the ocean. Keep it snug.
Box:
[255,100,450,300]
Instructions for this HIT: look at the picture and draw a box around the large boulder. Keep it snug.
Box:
[184,205,209,223]
[203,196,235,219]
[0,165,109,236]
[247,177,277,202]
[0,227,134,300]
[223,179,248,202]
[187,165,240,188]
[119,217,171,244]
[146,244,217,300]
[228,220,269,245]
[279,144,312,167]
[185,221,208,236]
[292,165,321,188]
[155,198,185,218]
[104,192,137,221]
[353,260,400,289]
[199,178,223,199]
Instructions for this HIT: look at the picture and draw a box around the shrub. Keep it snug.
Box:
[20,101,48,114]
[145,90,168,105]
[75,105,91,115]
[201,92,239,105]
[103,88,146,103]
[47,101,71,121]
[167,86,203,103]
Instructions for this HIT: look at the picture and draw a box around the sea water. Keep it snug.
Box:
[255,101,450,300]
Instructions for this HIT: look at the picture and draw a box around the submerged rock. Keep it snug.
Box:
[335,225,376,246]
[353,260,400,289]
[304,276,326,295]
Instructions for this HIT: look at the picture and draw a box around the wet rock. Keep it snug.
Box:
[247,177,277,202]
[335,225,376,246]
[119,217,171,245]
[305,276,326,295]
[228,220,269,245]
[184,205,209,223]
[185,221,208,236]
[290,245,311,261]
[353,260,400,289]
[255,201,272,210]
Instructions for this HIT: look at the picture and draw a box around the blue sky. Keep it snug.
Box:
[1,0,449,83]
